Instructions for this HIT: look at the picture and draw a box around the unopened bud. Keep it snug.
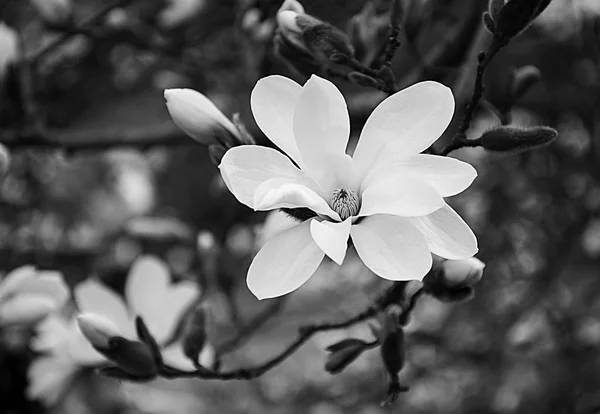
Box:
[0,22,17,81]
[181,304,208,368]
[480,125,558,152]
[378,308,405,377]
[324,338,369,374]
[488,0,505,22]
[77,313,123,350]
[0,143,10,178]
[494,0,553,41]
[164,89,240,146]
[103,337,158,378]
[31,0,73,28]
[441,258,485,288]
[510,65,541,101]
[422,269,475,303]
[0,295,55,326]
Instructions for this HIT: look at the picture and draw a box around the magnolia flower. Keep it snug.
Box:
[0,266,69,326]
[165,89,240,146]
[219,75,478,299]
[0,22,17,81]
[28,256,215,405]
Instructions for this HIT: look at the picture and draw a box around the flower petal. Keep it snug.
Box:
[363,154,477,197]
[310,218,352,265]
[350,215,432,281]
[251,75,304,164]
[253,178,340,221]
[352,81,455,175]
[0,265,36,300]
[219,145,319,208]
[21,271,70,308]
[247,220,324,299]
[293,75,350,166]
[409,204,478,260]
[27,355,79,406]
[359,175,444,217]
[126,256,198,344]
[74,279,133,336]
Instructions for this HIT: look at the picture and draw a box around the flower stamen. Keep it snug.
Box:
[331,188,360,220]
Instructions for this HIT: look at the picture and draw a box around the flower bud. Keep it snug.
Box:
[441,258,485,288]
[0,295,55,326]
[324,338,369,374]
[494,0,552,41]
[77,313,122,350]
[378,308,405,377]
[422,269,475,303]
[181,304,208,368]
[164,88,240,147]
[0,143,11,178]
[510,65,541,101]
[30,0,73,27]
[480,125,558,152]
[0,22,17,81]
[103,337,158,378]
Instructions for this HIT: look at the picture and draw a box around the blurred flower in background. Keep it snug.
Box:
[0,266,69,327]
[0,22,17,82]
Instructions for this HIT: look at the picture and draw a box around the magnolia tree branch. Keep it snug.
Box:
[159,282,418,381]
[0,124,193,152]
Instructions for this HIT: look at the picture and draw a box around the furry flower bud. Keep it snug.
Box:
[164,89,240,147]
[510,65,541,101]
[441,258,485,288]
[31,0,73,27]
[480,125,557,152]
[103,337,158,378]
[181,304,208,368]
[324,338,369,374]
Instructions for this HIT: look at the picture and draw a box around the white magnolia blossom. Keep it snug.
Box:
[0,266,69,326]
[28,256,215,405]
[219,74,478,299]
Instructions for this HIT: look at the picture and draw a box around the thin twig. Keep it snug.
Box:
[380,0,403,68]
[0,123,193,152]
[159,282,413,380]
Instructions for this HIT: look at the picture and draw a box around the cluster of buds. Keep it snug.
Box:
[0,266,69,327]
[77,314,161,381]
[423,257,486,303]
[484,0,553,45]
[164,89,254,165]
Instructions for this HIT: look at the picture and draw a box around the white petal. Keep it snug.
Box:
[0,295,55,326]
[293,75,350,179]
[251,75,304,164]
[353,81,455,175]
[309,218,352,265]
[409,204,478,260]
[126,256,199,344]
[219,145,319,208]
[164,88,239,144]
[359,175,444,217]
[21,271,70,308]
[77,313,123,349]
[247,220,324,299]
[363,153,477,197]
[350,215,432,281]
[27,355,78,406]
[0,265,36,300]
[253,178,340,221]
[74,279,133,336]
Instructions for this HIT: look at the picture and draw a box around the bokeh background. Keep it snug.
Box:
[1,0,600,413]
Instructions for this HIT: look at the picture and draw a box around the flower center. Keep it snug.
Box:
[331,188,360,220]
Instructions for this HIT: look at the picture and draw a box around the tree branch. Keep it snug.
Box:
[0,123,194,152]
[159,282,415,381]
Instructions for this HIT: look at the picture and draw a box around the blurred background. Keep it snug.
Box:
[1,0,600,413]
